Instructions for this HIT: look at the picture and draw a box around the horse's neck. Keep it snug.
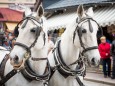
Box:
[29,47,47,75]
[60,31,80,69]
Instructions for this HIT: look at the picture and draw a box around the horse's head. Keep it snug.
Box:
[10,6,47,69]
[73,5,102,66]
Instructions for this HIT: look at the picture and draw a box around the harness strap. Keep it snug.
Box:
[31,57,47,61]
[0,69,17,86]
[21,59,51,82]
[0,54,18,86]
[76,75,85,86]
[0,54,9,79]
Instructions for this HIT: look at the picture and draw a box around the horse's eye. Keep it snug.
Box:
[30,28,36,33]
[82,29,87,33]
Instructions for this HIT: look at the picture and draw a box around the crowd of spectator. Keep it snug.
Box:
[0,30,16,50]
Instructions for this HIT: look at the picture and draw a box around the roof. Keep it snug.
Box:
[94,6,115,26]
[46,6,115,30]
[43,0,59,9]
[43,0,115,11]
[0,8,23,22]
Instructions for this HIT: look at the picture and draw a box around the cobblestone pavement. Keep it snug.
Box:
[83,80,113,86]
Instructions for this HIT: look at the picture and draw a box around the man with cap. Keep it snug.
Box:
[98,36,111,78]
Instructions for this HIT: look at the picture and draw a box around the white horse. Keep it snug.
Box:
[48,5,101,86]
[1,6,49,86]
[0,46,10,64]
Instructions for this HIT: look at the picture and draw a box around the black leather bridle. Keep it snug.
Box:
[51,17,103,86]
[73,16,103,55]
[13,16,51,84]
[14,16,46,57]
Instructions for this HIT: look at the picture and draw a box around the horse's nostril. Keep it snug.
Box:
[91,58,95,65]
[91,58,95,63]
[14,55,19,62]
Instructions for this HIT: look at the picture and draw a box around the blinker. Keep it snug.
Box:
[82,29,87,33]
[30,28,36,32]
[14,25,19,37]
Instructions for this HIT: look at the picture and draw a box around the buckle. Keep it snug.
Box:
[24,52,30,59]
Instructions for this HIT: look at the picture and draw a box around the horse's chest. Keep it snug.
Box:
[6,73,43,86]
[49,71,79,86]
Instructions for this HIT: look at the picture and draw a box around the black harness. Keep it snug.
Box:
[21,58,51,83]
[14,16,46,57]
[52,40,85,86]
[51,17,103,86]
[73,16,103,54]
[14,15,51,85]
[0,16,51,86]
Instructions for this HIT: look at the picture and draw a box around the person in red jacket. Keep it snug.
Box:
[98,36,111,78]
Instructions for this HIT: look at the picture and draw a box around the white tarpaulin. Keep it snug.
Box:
[47,6,115,30]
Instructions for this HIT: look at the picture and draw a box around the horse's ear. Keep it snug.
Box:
[37,5,44,17]
[86,7,94,17]
[77,5,84,18]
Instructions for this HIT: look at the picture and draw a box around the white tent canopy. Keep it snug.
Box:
[47,6,115,30]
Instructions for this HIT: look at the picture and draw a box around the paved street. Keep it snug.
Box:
[84,72,115,85]
[83,81,113,86]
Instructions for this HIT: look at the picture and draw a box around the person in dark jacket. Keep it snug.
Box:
[98,36,111,78]
[110,35,115,79]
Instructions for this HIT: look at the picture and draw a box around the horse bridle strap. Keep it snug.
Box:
[31,57,47,61]
[73,16,103,54]
[82,46,98,54]
[14,16,44,57]
[15,42,31,55]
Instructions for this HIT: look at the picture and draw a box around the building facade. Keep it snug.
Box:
[0,0,35,11]
[43,0,115,43]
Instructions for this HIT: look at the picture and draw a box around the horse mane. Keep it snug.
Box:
[61,17,78,40]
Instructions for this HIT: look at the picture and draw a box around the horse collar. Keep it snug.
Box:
[53,40,85,78]
[21,59,51,82]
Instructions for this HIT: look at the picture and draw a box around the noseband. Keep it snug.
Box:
[14,16,45,58]
[73,16,103,54]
